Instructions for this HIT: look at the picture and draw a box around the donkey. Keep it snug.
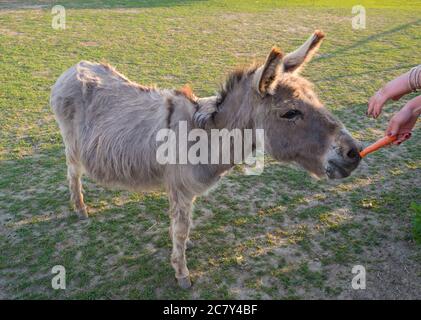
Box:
[51,31,361,288]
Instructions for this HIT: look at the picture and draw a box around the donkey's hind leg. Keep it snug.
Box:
[67,160,88,219]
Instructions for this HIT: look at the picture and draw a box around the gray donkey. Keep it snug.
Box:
[51,31,361,288]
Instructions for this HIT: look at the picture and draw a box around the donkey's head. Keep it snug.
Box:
[251,31,361,179]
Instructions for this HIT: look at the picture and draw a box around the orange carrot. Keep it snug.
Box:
[359,135,397,158]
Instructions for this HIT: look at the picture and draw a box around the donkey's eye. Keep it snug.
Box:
[280,109,302,120]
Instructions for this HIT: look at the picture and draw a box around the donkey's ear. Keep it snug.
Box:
[252,47,284,96]
[283,30,325,74]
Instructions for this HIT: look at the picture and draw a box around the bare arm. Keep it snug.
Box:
[367,65,421,118]
[382,71,413,101]
[409,95,421,116]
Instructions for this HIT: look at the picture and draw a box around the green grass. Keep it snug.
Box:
[411,203,421,245]
[0,0,420,299]
[2,0,421,10]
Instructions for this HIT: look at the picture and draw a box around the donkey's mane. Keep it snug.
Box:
[174,84,198,104]
[98,61,261,110]
[216,62,260,108]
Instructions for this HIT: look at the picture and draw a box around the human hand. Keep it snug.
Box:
[367,89,389,118]
[386,104,417,144]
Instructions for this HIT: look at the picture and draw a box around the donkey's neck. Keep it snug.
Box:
[213,86,255,131]
[192,86,258,181]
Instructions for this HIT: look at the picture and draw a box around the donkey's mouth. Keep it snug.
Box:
[326,160,351,179]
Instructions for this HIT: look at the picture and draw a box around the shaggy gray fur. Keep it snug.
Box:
[51,31,361,288]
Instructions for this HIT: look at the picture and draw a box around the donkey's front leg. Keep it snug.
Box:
[168,191,193,289]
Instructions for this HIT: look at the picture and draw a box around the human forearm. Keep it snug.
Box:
[381,72,412,101]
[405,94,421,117]
[367,66,421,119]
[381,65,421,101]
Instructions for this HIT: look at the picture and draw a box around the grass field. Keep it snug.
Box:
[0,0,420,299]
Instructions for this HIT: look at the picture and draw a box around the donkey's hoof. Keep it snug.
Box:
[76,207,89,220]
[186,239,194,250]
[177,276,192,289]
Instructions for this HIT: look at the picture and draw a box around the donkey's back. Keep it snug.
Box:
[50,61,184,195]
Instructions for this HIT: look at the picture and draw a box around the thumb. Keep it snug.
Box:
[386,119,400,137]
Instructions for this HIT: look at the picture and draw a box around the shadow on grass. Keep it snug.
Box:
[316,18,421,62]
[318,63,416,83]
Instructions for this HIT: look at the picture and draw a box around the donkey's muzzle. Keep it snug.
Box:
[326,158,359,179]
[326,136,362,179]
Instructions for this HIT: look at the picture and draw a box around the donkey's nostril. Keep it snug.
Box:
[346,147,360,160]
